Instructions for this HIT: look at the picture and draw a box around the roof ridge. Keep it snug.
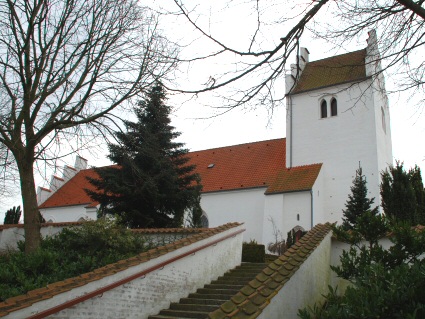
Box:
[308,48,366,65]
[189,138,285,153]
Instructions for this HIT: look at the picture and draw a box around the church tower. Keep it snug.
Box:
[285,31,393,224]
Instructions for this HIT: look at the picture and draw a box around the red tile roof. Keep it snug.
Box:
[39,169,100,209]
[39,139,322,209]
[291,49,368,94]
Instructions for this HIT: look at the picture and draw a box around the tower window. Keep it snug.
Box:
[320,100,327,118]
[381,107,386,133]
[331,98,337,116]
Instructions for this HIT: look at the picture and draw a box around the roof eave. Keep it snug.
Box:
[265,188,313,195]
[288,76,372,96]
[201,185,269,195]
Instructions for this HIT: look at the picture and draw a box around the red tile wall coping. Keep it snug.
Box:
[0,222,242,318]
[208,223,333,319]
[0,222,204,234]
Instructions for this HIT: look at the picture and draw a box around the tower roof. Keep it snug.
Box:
[290,49,368,94]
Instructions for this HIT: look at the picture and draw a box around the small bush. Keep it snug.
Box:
[242,242,265,263]
[0,219,153,302]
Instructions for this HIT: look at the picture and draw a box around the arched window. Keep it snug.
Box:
[381,107,386,133]
[320,100,327,118]
[200,211,209,228]
[331,98,337,116]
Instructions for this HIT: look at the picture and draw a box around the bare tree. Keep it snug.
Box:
[0,0,178,253]
[166,0,424,111]
[165,0,329,112]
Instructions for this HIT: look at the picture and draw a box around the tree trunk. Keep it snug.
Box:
[18,159,41,254]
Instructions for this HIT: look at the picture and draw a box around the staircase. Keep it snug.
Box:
[148,262,267,319]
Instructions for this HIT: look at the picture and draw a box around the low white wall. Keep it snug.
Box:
[4,224,244,319]
[258,231,333,319]
[0,224,73,251]
[330,236,393,289]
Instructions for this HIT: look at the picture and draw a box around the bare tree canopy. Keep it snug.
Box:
[163,0,424,111]
[0,0,178,252]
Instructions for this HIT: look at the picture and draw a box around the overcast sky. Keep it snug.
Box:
[0,0,424,222]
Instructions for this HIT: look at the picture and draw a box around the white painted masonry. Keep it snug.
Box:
[258,231,333,319]
[41,205,97,223]
[201,188,267,243]
[2,224,244,319]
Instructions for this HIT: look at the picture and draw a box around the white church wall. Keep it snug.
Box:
[262,191,313,252]
[372,74,393,176]
[40,205,96,223]
[200,188,266,243]
[282,191,311,233]
[288,79,387,223]
[262,194,284,250]
[312,167,327,225]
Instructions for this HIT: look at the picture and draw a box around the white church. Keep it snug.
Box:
[37,30,393,248]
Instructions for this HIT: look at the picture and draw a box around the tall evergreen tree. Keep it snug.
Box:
[87,83,202,228]
[341,167,379,230]
[3,206,21,224]
[381,162,425,225]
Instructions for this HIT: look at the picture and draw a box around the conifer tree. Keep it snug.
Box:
[3,206,21,224]
[87,83,202,228]
[381,162,425,225]
[342,167,379,230]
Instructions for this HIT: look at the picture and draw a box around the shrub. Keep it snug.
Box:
[0,219,153,301]
[242,241,265,263]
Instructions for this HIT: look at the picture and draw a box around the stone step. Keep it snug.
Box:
[195,288,241,295]
[170,303,219,313]
[210,278,249,285]
[148,263,265,319]
[157,309,209,318]
[236,262,267,268]
[179,298,226,306]
[203,283,244,290]
[187,292,237,300]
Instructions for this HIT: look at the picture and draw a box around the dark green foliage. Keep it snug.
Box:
[186,196,203,228]
[0,219,152,301]
[299,262,425,319]
[286,229,294,248]
[242,242,265,263]
[87,83,202,228]
[299,219,425,318]
[38,211,45,223]
[3,206,21,224]
[381,162,425,225]
[341,167,379,230]
[299,167,425,319]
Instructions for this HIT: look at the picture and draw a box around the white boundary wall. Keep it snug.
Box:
[0,224,71,251]
[258,231,333,319]
[3,224,244,319]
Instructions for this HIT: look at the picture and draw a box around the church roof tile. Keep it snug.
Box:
[291,49,368,94]
[39,138,322,209]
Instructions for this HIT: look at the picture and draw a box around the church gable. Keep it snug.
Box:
[39,169,100,209]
